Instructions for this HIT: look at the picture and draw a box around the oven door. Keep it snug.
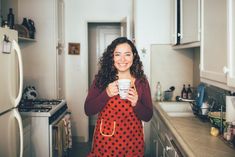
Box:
[49,110,67,157]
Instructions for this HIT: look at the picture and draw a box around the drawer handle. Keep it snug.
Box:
[166,146,173,151]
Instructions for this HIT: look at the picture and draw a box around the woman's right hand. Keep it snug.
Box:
[106,81,119,97]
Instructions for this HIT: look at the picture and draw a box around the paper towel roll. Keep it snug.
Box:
[226,96,235,122]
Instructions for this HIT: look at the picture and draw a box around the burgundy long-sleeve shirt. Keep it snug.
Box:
[84,78,153,122]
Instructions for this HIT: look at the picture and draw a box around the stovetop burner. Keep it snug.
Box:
[20,99,62,106]
[19,99,64,113]
[19,106,52,112]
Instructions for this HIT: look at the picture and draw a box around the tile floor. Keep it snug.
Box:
[70,126,150,157]
[70,142,91,157]
[70,126,94,157]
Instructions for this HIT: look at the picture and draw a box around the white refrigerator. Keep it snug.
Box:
[0,27,23,157]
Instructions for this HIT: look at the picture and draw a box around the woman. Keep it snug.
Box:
[84,37,153,157]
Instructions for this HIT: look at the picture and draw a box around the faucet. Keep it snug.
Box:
[175,96,195,102]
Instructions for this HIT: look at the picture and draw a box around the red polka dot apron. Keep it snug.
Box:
[87,95,144,157]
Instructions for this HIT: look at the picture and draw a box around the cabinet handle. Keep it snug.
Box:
[223,66,230,74]
[177,33,181,37]
[166,146,173,151]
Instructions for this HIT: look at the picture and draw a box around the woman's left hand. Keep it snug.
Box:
[126,87,138,107]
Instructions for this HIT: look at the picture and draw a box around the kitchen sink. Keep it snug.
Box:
[159,102,194,117]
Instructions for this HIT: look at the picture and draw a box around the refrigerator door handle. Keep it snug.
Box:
[13,109,23,157]
[12,40,23,107]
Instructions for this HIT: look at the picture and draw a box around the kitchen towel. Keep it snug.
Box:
[63,112,72,149]
[54,119,66,157]
[54,112,72,157]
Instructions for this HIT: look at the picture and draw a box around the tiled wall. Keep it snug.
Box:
[203,83,232,112]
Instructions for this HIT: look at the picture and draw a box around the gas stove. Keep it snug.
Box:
[19,99,67,117]
[19,99,70,157]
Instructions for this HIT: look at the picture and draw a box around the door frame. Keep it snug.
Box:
[85,16,131,91]
[55,0,65,99]
[84,16,131,141]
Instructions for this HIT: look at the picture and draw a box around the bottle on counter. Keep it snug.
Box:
[7,8,14,29]
[156,81,162,101]
[187,84,192,99]
[181,84,187,99]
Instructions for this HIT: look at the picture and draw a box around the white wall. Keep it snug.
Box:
[150,45,194,100]
[16,0,196,148]
[134,0,171,155]
[64,0,133,142]
[134,0,171,78]
[18,0,57,99]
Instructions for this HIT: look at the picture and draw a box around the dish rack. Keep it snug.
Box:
[190,103,209,122]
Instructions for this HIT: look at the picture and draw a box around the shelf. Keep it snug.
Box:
[18,37,36,42]
[172,42,200,50]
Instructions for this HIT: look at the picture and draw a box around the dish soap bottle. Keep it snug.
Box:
[156,82,162,101]
[7,8,14,29]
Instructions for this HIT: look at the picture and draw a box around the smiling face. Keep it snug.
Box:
[113,43,134,74]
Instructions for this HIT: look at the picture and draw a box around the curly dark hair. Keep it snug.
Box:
[95,37,146,90]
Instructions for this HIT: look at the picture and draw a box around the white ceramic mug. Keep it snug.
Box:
[118,79,131,99]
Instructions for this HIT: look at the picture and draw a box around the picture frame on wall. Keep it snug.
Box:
[68,42,80,55]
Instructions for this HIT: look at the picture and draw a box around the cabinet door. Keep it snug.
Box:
[156,136,165,157]
[150,119,165,157]
[200,0,227,84]
[180,0,200,44]
[227,0,235,87]
[150,124,157,157]
[171,0,178,45]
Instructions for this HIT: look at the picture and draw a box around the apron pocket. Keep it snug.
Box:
[99,119,116,137]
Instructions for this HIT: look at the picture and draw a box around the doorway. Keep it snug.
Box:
[87,22,121,140]
[56,0,65,99]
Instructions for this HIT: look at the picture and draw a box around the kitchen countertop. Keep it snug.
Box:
[153,101,235,157]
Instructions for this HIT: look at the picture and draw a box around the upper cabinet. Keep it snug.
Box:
[200,0,227,87]
[180,0,200,44]
[227,0,235,88]
[171,0,201,48]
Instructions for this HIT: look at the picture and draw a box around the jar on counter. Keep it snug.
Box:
[225,122,234,141]
[232,121,235,137]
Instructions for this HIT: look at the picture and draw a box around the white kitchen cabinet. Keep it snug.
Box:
[150,109,183,157]
[171,0,200,47]
[227,0,235,88]
[170,0,178,45]
[150,109,164,157]
[200,0,227,86]
[150,123,165,157]
[180,0,200,44]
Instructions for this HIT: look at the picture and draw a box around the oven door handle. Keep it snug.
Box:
[170,139,183,157]
[51,110,67,126]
